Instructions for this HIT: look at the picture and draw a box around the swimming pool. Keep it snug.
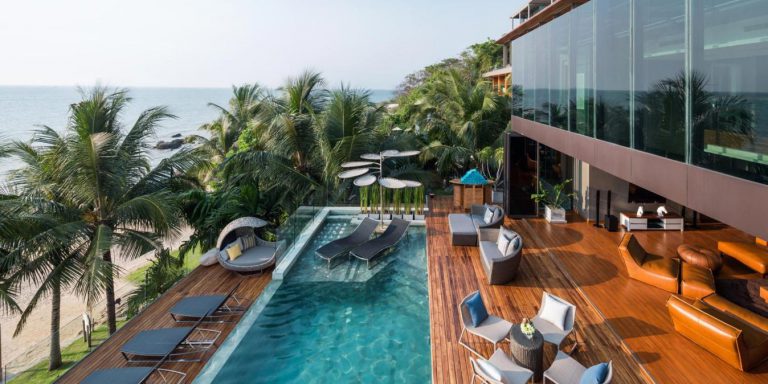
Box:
[199,217,431,383]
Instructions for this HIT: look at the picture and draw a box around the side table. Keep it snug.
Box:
[509,324,544,382]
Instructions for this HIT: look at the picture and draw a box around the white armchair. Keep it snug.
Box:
[470,348,533,384]
[459,291,514,358]
[531,292,576,350]
[544,351,613,384]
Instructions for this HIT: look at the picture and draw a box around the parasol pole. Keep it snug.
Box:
[380,151,385,229]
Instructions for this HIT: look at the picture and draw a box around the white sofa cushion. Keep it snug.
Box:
[477,359,503,382]
[483,208,494,224]
[540,294,570,331]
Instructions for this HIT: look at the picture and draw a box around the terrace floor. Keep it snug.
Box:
[427,195,768,384]
[56,266,271,384]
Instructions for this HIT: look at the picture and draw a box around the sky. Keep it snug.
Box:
[0,0,525,90]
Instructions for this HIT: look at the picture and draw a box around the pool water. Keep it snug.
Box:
[207,218,431,383]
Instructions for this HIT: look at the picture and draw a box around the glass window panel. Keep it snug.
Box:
[549,13,570,130]
[634,0,686,161]
[690,0,768,184]
[511,40,523,117]
[569,2,594,137]
[535,24,550,125]
[595,0,631,146]
[522,34,536,120]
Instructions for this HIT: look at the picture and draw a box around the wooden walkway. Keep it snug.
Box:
[426,197,650,383]
[427,195,768,384]
[56,266,271,383]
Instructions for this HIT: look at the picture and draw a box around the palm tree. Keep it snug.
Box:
[52,87,205,334]
[198,84,265,163]
[418,68,504,177]
[0,134,98,370]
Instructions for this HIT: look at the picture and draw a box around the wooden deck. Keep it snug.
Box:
[427,195,768,384]
[56,266,271,384]
[427,196,650,384]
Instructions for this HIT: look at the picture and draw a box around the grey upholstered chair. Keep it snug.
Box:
[470,348,534,384]
[470,204,505,229]
[477,228,524,285]
[531,292,576,350]
[449,204,505,246]
[459,291,513,358]
[543,351,613,384]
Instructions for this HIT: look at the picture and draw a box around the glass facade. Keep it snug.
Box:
[595,0,630,147]
[509,0,768,184]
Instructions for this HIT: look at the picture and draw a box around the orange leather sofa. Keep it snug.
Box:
[619,234,680,293]
[718,241,768,275]
[702,294,768,334]
[667,295,768,371]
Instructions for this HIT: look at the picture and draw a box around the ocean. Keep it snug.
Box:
[0,86,395,177]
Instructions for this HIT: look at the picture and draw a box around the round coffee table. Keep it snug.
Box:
[509,324,544,382]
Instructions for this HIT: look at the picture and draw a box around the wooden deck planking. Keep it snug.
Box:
[56,266,271,384]
[426,197,649,384]
[521,214,768,384]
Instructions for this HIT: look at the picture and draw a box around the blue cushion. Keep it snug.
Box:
[580,362,609,384]
[466,292,488,327]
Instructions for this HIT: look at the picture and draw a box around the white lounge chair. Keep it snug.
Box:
[543,351,612,384]
[459,291,513,358]
[470,348,533,384]
[531,292,576,350]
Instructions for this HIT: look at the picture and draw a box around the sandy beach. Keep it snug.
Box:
[0,227,193,372]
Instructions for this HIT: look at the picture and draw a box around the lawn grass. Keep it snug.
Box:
[125,247,203,285]
[7,320,127,384]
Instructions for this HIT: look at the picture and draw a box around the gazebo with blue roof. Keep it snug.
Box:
[450,169,495,211]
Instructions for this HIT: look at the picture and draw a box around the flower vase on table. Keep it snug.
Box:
[521,318,536,339]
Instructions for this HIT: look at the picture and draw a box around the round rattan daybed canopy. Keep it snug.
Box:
[216,217,269,250]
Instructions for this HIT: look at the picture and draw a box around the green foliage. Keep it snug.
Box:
[531,179,575,209]
[125,249,198,317]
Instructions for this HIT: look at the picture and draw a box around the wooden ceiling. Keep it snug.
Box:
[497,0,589,45]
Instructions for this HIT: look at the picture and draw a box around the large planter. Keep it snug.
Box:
[544,205,567,224]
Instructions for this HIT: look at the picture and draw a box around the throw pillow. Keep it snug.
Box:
[580,362,609,384]
[491,207,503,223]
[466,292,489,327]
[540,294,570,331]
[511,235,522,252]
[483,208,494,224]
[476,359,503,382]
[497,232,511,255]
[226,243,243,261]
[241,234,256,250]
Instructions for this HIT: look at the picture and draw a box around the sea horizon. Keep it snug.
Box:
[0,86,396,177]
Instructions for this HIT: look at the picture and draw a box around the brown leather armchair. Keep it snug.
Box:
[703,294,768,334]
[667,295,768,371]
[618,234,680,293]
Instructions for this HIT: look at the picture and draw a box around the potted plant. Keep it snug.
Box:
[403,187,414,220]
[530,179,574,223]
[413,185,425,221]
[358,185,369,220]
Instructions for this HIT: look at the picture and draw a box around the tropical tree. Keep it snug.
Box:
[198,84,264,164]
[0,133,97,370]
[49,87,205,334]
[419,68,505,177]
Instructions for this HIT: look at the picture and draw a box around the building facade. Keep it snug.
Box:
[494,0,768,239]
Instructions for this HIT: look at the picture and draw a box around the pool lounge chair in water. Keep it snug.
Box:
[120,326,221,364]
[315,217,378,268]
[80,366,186,384]
[350,218,410,269]
[169,283,246,323]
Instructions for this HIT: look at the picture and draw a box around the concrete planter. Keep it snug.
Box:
[545,205,567,224]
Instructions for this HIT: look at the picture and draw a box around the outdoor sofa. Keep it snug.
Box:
[449,204,504,246]
[477,227,523,284]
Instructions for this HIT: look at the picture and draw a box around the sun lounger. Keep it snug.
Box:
[81,366,186,384]
[169,283,245,323]
[120,326,221,364]
[315,217,378,268]
[349,218,410,268]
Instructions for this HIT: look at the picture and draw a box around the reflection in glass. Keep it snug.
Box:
[522,34,536,120]
[691,0,768,184]
[634,0,686,160]
[539,144,573,210]
[569,2,594,137]
[595,0,630,146]
[534,24,550,125]
[511,40,523,117]
[548,12,570,130]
